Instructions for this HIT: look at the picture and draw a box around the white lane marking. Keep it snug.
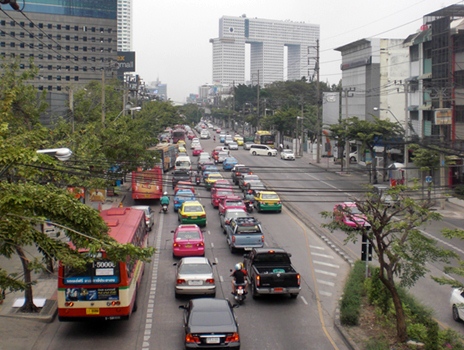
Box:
[215,257,219,264]
[311,252,334,259]
[300,296,308,305]
[317,279,335,287]
[310,245,325,250]
[220,276,224,282]
[319,290,333,297]
[315,269,337,277]
[313,261,340,269]
[211,242,215,248]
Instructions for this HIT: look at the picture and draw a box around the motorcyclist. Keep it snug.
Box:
[159,192,170,213]
[231,263,247,294]
[244,189,255,203]
[213,135,216,142]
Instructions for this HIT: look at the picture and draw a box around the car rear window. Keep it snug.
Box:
[226,200,243,206]
[184,205,203,212]
[190,311,233,326]
[179,264,211,275]
[176,231,201,240]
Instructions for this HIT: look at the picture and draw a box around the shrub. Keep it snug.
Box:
[340,260,365,326]
[365,266,390,314]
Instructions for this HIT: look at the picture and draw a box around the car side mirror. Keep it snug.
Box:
[178,305,187,310]
[243,253,250,259]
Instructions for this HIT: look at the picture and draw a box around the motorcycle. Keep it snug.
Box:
[161,204,168,214]
[244,200,254,213]
[232,282,247,305]
[195,175,201,186]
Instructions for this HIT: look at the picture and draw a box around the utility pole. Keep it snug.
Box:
[68,87,74,133]
[403,80,409,186]
[315,40,321,164]
[343,87,356,172]
[101,67,105,127]
[257,70,260,131]
[438,90,446,210]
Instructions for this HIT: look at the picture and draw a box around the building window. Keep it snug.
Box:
[82,56,87,61]
[65,45,70,50]
[91,27,96,32]
[10,21,15,26]
[19,22,24,27]
[83,46,87,52]
[47,75,52,80]
[0,20,5,26]
[29,22,33,28]
[66,76,70,81]
[48,86,52,91]
[47,24,52,29]
[0,31,4,37]
[20,53,24,58]
[48,54,52,60]
[38,33,43,39]
[19,43,25,48]
[48,44,52,49]
[74,46,78,51]
[38,86,43,90]
[74,35,78,41]
[108,28,112,33]
[57,24,61,30]
[74,76,79,81]
[74,66,78,71]
[83,66,87,71]
[57,45,61,50]
[38,54,43,59]
[74,25,78,31]
[65,25,70,30]
[410,45,419,62]
[455,70,464,89]
[456,105,464,123]
[83,26,87,32]
[56,75,61,81]
[47,65,52,70]
[66,65,70,71]
[9,32,14,37]
[100,27,104,33]
[9,42,14,47]
[29,33,33,38]
[57,86,62,91]
[57,55,61,60]
[19,32,24,38]
[57,65,61,70]
[83,36,87,42]
[47,34,52,39]
[29,44,33,49]
[38,23,43,28]
[38,44,43,49]
[65,35,70,40]
[57,34,61,40]
[19,64,24,69]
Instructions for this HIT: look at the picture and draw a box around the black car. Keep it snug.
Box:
[231,165,252,185]
[179,298,240,349]
[172,170,191,189]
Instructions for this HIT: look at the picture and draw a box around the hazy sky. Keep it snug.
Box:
[133,0,459,103]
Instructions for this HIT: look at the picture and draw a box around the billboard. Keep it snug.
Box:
[117,51,136,74]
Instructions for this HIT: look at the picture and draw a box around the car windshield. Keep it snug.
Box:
[190,311,233,326]
[226,200,243,206]
[179,264,211,275]
[217,190,233,196]
[243,175,259,181]
[262,194,279,200]
[176,231,201,240]
[184,205,203,213]
[347,206,361,214]
[176,161,190,167]
[218,152,228,156]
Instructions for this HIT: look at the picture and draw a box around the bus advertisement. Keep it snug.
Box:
[57,207,147,321]
[131,166,163,200]
[172,128,186,144]
[148,143,178,172]
[254,130,275,147]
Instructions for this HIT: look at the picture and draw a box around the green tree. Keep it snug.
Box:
[321,188,454,343]
[345,117,404,184]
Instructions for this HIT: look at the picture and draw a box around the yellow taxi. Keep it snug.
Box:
[178,144,187,153]
[177,139,186,147]
[204,173,223,190]
[178,200,207,227]
[235,136,244,146]
[254,191,282,213]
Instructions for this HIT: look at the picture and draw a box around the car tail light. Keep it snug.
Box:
[64,302,74,307]
[185,334,201,344]
[256,275,260,287]
[296,274,301,286]
[177,279,186,284]
[261,235,264,242]
[200,214,206,218]
[173,242,179,248]
[197,242,204,247]
[206,278,215,284]
[174,200,179,204]
[225,333,240,343]
[277,201,281,205]
[232,236,235,243]
[107,301,121,306]
[182,215,188,218]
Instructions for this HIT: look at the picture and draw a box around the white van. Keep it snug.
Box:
[175,156,192,171]
[249,144,277,156]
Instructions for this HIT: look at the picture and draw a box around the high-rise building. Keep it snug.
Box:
[210,15,320,86]
[117,0,132,51]
[0,1,118,122]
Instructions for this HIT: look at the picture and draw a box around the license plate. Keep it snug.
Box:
[244,247,252,251]
[86,308,100,315]
[206,337,220,344]
[274,287,283,293]
[185,244,192,248]
[188,280,202,285]
[237,288,244,295]
[191,216,197,219]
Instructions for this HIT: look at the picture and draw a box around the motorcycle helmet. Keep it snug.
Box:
[234,263,241,271]
[247,190,253,194]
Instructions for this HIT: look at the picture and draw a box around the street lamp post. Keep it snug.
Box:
[296,116,302,157]
[373,107,407,185]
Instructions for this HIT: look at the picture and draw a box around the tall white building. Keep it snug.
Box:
[117,0,132,51]
[210,15,319,86]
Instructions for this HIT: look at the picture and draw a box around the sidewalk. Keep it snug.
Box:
[0,183,129,324]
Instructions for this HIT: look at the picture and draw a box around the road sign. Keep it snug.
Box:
[425,176,432,184]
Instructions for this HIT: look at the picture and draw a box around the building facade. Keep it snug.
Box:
[117,0,132,51]
[211,15,320,86]
[0,0,118,123]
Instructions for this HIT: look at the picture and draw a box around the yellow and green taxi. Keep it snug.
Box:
[254,191,282,213]
[204,173,223,190]
[178,200,207,227]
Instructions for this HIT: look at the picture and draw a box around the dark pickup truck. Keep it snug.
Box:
[243,248,301,299]
[171,170,191,189]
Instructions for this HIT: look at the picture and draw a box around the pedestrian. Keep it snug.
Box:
[279,143,283,152]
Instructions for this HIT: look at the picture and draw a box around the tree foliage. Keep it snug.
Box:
[321,187,455,342]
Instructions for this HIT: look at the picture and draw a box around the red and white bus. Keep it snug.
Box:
[131,166,163,200]
[57,207,148,321]
[172,128,186,144]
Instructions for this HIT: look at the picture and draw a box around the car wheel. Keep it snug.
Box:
[268,152,272,156]
[453,305,462,322]
[251,281,258,299]
[350,156,357,162]
[175,291,180,299]
[252,151,257,156]
[132,293,138,312]
[230,244,236,254]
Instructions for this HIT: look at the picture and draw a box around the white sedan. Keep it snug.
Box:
[450,288,464,322]
[280,149,295,160]
[228,142,239,150]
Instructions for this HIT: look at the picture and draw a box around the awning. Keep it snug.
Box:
[418,72,432,79]
[406,76,418,82]
[408,105,419,111]
[419,104,433,110]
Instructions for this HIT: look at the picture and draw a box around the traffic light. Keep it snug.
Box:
[0,0,20,11]
[361,233,372,261]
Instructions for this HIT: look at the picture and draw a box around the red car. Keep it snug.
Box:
[211,187,235,208]
[192,146,203,156]
[333,202,370,229]
[187,132,195,140]
[172,224,205,258]
[218,196,246,215]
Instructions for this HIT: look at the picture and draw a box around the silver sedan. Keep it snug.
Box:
[219,208,249,233]
[280,149,296,160]
[174,257,216,298]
